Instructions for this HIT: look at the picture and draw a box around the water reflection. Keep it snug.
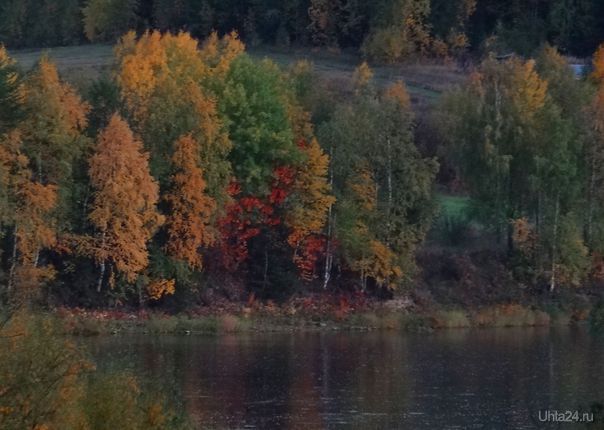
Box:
[85,327,604,429]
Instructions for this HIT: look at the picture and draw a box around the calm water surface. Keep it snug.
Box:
[85,327,604,429]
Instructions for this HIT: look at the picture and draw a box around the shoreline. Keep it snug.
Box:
[56,303,590,337]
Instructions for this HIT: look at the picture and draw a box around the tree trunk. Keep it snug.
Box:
[96,260,106,293]
[96,231,107,292]
[82,184,91,230]
[386,138,393,246]
[323,143,335,290]
[7,225,18,292]
[550,194,560,293]
[263,249,269,289]
[587,156,596,247]
[37,152,43,183]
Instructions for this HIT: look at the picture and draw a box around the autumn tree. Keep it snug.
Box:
[114,30,241,202]
[286,139,335,280]
[21,57,89,184]
[164,135,216,270]
[429,0,476,56]
[361,0,432,63]
[19,56,90,237]
[0,131,57,298]
[86,114,163,291]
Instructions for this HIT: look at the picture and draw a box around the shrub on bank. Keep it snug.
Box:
[0,312,188,429]
[472,304,550,327]
[431,310,471,328]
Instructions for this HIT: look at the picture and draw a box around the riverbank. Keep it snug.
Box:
[55,301,591,337]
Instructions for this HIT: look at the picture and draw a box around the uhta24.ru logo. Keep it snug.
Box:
[538,409,594,423]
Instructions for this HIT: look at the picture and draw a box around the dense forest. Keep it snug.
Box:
[0,29,603,310]
[2,0,604,58]
[1,0,604,311]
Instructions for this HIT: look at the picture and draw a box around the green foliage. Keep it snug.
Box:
[0,47,23,134]
[590,301,604,331]
[0,0,83,48]
[219,55,298,195]
[83,0,139,42]
[438,52,595,290]
[362,0,431,62]
[85,77,122,134]
[0,0,603,59]
[319,70,437,288]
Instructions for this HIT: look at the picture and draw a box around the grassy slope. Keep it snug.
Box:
[10,44,464,106]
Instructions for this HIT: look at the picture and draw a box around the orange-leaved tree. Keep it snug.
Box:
[286,139,335,280]
[164,135,216,270]
[114,30,240,203]
[0,131,58,296]
[87,114,163,291]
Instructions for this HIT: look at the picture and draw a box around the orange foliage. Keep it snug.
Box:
[115,31,167,121]
[88,114,163,283]
[353,240,402,290]
[164,135,216,269]
[593,43,604,83]
[198,31,245,81]
[511,217,537,254]
[146,278,176,301]
[116,30,244,123]
[15,180,58,263]
[384,80,411,110]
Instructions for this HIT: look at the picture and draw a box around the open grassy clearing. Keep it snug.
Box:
[10,44,465,105]
[437,193,472,219]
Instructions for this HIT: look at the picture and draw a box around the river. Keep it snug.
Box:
[84,326,604,429]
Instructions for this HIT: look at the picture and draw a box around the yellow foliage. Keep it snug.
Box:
[507,59,548,119]
[0,45,21,98]
[352,62,374,92]
[286,138,335,248]
[198,31,245,81]
[146,278,176,301]
[352,240,403,290]
[24,57,89,138]
[21,57,90,186]
[348,166,377,212]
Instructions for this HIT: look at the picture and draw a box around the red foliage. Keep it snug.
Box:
[217,166,296,269]
[293,235,326,281]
